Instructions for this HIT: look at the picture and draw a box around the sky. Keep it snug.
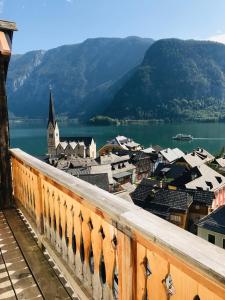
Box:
[1,0,225,54]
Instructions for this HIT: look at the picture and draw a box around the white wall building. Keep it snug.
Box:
[47,90,96,158]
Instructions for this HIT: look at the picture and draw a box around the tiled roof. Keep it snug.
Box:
[160,148,184,163]
[65,167,91,176]
[185,164,225,192]
[216,157,225,168]
[179,153,206,168]
[197,205,225,235]
[61,137,93,147]
[170,167,201,187]
[79,173,109,191]
[154,163,186,179]
[149,189,193,211]
[130,178,162,204]
[184,188,214,206]
[145,203,170,219]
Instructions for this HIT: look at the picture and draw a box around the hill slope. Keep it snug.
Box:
[107,39,225,121]
[7,37,154,119]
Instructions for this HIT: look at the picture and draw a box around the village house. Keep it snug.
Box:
[111,149,155,181]
[47,90,96,158]
[154,162,187,182]
[160,147,184,164]
[99,135,142,155]
[215,155,225,168]
[98,152,136,185]
[175,148,215,169]
[170,164,225,209]
[131,178,214,232]
[142,144,163,154]
[197,205,225,249]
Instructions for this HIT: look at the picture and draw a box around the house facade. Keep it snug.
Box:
[197,205,225,249]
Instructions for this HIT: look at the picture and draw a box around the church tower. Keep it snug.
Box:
[47,90,60,156]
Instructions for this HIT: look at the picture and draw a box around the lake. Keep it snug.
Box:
[9,121,225,156]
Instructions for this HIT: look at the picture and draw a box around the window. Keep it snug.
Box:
[223,239,225,249]
[208,234,215,244]
[49,133,53,138]
[170,215,181,223]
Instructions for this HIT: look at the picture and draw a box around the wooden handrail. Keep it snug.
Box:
[10,148,225,300]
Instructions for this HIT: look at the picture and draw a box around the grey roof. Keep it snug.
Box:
[65,167,91,176]
[113,171,132,179]
[184,188,214,206]
[149,189,193,212]
[145,203,170,219]
[154,163,186,180]
[197,205,225,235]
[79,173,109,191]
[61,136,93,147]
[130,178,162,204]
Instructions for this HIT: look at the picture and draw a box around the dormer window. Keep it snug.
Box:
[216,176,222,184]
[205,181,213,190]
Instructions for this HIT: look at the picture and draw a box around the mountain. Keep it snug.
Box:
[107,39,225,121]
[7,37,154,119]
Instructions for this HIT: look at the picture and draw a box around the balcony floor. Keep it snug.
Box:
[0,209,78,300]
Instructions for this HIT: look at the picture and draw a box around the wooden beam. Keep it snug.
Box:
[0,55,12,208]
[0,20,17,31]
[0,20,16,208]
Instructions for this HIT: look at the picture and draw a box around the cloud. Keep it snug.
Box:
[0,0,4,14]
[208,33,225,45]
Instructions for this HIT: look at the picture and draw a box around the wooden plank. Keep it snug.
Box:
[118,231,134,300]
[3,209,72,300]
[146,249,168,300]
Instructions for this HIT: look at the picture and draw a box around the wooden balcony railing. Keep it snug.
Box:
[10,148,225,300]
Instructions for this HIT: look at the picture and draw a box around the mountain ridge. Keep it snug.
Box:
[7,37,154,119]
[106,38,225,121]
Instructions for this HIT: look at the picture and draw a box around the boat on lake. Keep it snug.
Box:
[172,133,193,141]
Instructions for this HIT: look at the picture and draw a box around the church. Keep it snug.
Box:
[47,90,97,159]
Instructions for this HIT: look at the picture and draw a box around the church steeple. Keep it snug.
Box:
[47,89,60,156]
[48,89,56,128]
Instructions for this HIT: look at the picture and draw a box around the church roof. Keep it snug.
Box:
[61,137,93,147]
[48,90,56,128]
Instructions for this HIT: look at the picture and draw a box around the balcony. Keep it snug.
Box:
[0,148,224,299]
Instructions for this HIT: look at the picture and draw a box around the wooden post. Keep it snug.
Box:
[118,230,136,300]
[0,20,17,209]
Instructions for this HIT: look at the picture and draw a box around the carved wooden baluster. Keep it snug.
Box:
[33,174,44,235]
[146,250,168,300]
[73,201,83,281]
[81,207,92,291]
[12,159,18,200]
[60,197,67,260]
[136,243,147,300]
[49,190,56,245]
[66,198,74,265]
[102,221,117,300]
[23,168,27,207]
[45,187,51,239]
[91,213,103,300]
[11,159,16,197]
[41,183,46,234]
[55,195,61,253]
